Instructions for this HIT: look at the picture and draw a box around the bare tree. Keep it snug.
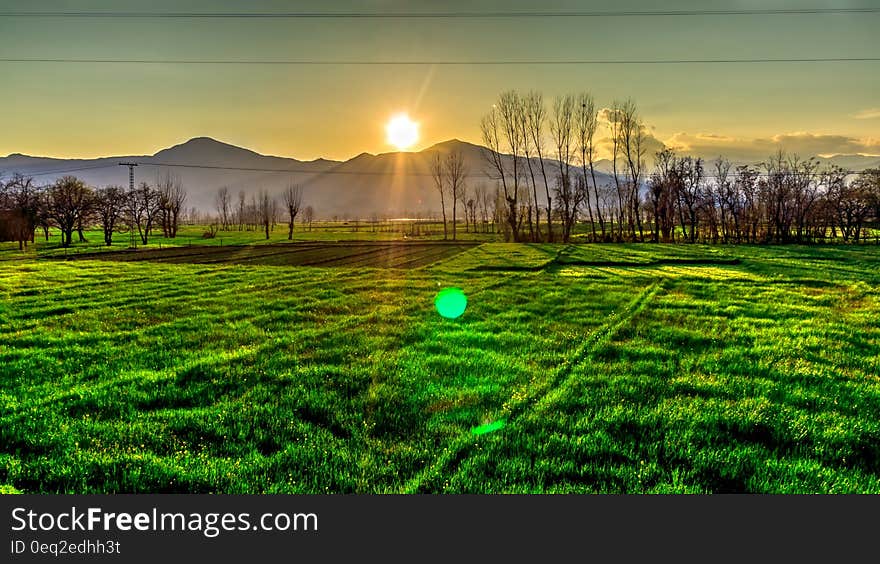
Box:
[474,182,489,233]
[446,150,468,241]
[186,206,200,226]
[236,190,246,231]
[215,186,231,230]
[551,94,580,242]
[525,91,554,241]
[302,205,315,230]
[94,185,126,246]
[576,92,605,240]
[0,173,40,249]
[127,182,162,245]
[514,93,540,241]
[157,171,186,238]
[257,189,275,240]
[430,152,449,240]
[282,182,304,240]
[481,91,525,241]
[648,148,681,243]
[47,176,93,247]
[492,185,507,237]
[617,99,647,241]
[827,166,874,242]
[465,194,477,233]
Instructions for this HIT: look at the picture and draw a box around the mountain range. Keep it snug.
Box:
[1,138,877,218]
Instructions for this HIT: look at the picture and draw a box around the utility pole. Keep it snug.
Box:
[119,162,138,249]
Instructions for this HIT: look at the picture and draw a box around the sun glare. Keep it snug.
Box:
[386,114,419,150]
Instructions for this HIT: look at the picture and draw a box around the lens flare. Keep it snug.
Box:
[434,287,467,319]
[471,420,506,436]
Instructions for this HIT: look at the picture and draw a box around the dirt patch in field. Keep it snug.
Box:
[53,241,477,269]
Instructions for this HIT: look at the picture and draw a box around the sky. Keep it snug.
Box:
[0,0,878,162]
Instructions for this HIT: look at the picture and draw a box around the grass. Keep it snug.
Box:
[1,237,878,493]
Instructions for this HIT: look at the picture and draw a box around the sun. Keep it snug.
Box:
[386,113,419,150]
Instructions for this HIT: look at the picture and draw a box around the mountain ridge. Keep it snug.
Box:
[2,137,877,218]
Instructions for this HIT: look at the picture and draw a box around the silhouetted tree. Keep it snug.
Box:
[446,150,467,241]
[47,176,92,247]
[430,152,448,240]
[257,189,275,240]
[282,182,304,240]
[127,182,162,245]
[302,205,315,231]
[525,91,554,241]
[550,94,579,242]
[576,92,602,241]
[94,185,127,246]
[157,171,186,238]
[481,91,524,241]
[215,186,231,230]
[0,174,40,249]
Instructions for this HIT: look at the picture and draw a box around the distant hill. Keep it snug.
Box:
[0,137,612,218]
[2,137,875,218]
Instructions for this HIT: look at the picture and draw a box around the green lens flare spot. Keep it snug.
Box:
[434,287,467,319]
[471,419,505,436]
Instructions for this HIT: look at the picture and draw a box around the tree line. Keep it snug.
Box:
[0,171,186,249]
[0,172,320,248]
[212,183,312,240]
[429,150,505,240]
[479,89,880,244]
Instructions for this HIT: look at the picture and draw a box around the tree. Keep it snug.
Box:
[236,190,246,231]
[828,167,875,242]
[430,152,448,240]
[465,194,477,234]
[515,92,540,241]
[302,205,315,231]
[47,176,92,247]
[257,189,276,240]
[550,94,579,242]
[525,91,554,241]
[576,92,605,240]
[474,182,490,233]
[94,185,126,246]
[157,171,186,238]
[648,148,680,242]
[607,101,626,240]
[126,182,162,245]
[481,91,525,241]
[712,158,736,243]
[0,173,40,249]
[282,182,304,240]
[677,156,704,243]
[861,169,880,224]
[446,150,467,241]
[215,186,231,230]
[617,98,647,241]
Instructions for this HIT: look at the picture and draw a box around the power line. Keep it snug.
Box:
[13,163,117,177]
[1,8,878,18]
[1,57,878,66]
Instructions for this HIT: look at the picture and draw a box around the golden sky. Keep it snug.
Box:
[1,0,878,162]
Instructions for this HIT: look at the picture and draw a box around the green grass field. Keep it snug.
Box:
[1,234,879,493]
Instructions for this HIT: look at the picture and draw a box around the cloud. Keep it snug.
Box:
[854,108,880,120]
[662,131,880,162]
[595,131,666,161]
[597,107,620,125]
